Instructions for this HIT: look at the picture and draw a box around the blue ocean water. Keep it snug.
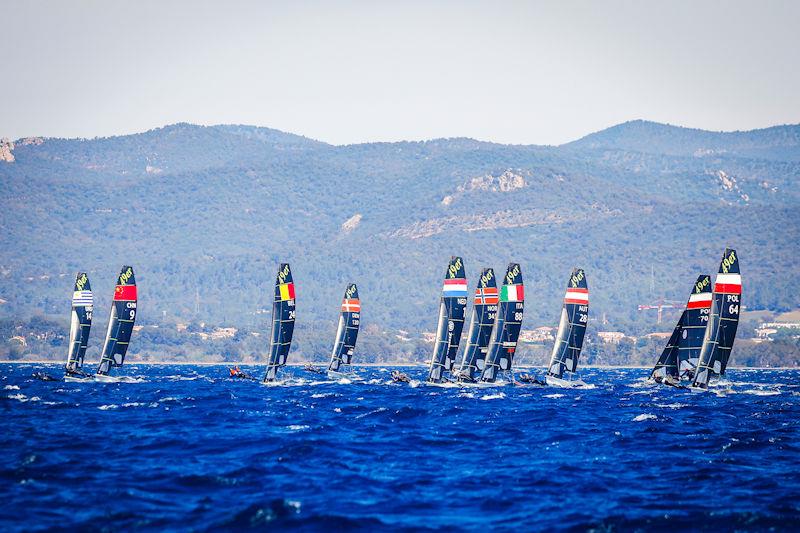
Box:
[1,364,799,531]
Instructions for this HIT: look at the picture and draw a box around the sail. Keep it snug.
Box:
[480,263,524,383]
[650,310,684,382]
[678,275,712,377]
[693,249,741,388]
[65,272,93,373]
[546,268,589,379]
[455,268,498,382]
[427,256,468,383]
[96,266,137,376]
[264,263,296,382]
[328,283,361,372]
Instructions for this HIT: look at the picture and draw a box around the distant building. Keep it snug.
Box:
[598,331,625,344]
[519,326,556,343]
[645,332,672,340]
[421,332,436,343]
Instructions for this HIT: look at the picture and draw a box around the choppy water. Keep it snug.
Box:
[2,364,799,531]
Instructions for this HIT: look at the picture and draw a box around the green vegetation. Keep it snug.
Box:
[1,120,798,365]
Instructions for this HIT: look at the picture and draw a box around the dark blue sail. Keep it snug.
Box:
[65,272,93,376]
[650,310,684,383]
[328,283,361,373]
[427,257,467,383]
[678,275,712,378]
[455,268,498,383]
[96,266,137,376]
[481,263,524,383]
[693,249,741,388]
[264,263,296,382]
[546,268,589,380]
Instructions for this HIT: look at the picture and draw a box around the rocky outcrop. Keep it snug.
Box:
[0,138,14,162]
[442,169,529,205]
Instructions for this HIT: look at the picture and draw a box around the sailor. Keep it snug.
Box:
[391,370,410,383]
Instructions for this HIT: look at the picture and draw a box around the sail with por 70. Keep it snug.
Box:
[96,266,137,376]
[480,263,524,383]
[427,257,467,383]
[264,263,296,382]
[455,268,498,383]
[546,268,589,380]
[328,283,361,373]
[693,249,741,389]
[678,275,712,378]
[65,272,93,376]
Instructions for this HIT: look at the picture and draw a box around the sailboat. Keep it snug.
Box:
[692,248,741,389]
[480,263,524,384]
[264,263,296,383]
[64,272,94,381]
[545,268,590,387]
[328,283,361,380]
[95,266,137,382]
[454,268,498,383]
[427,257,468,384]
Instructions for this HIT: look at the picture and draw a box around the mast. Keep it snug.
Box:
[678,275,712,378]
[328,283,361,373]
[546,268,589,379]
[455,268,498,382]
[427,256,467,383]
[96,266,137,376]
[66,272,93,374]
[480,263,524,383]
[264,263,296,382]
[692,249,741,388]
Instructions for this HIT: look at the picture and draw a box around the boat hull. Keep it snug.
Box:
[545,375,587,388]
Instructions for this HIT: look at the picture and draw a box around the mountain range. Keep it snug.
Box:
[1,120,798,362]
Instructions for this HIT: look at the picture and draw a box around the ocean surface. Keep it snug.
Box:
[1,364,799,532]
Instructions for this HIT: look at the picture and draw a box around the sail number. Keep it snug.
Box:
[288,310,296,320]
[514,312,523,321]
[579,313,588,323]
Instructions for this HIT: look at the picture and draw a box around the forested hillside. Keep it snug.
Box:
[1,120,798,363]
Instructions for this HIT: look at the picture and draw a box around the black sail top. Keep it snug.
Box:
[650,310,685,382]
[456,268,498,383]
[693,249,741,388]
[546,268,589,379]
[481,263,524,383]
[427,256,468,383]
[678,275,712,377]
[66,272,93,374]
[264,263,296,382]
[328,283,361,373]
[97,266,137,376]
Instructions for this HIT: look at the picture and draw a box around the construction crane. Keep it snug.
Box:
[638,298,683,324]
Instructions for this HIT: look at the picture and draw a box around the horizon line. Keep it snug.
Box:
[6,118,800,149]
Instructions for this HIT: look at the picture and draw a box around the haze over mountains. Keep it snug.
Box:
[1,120,798,361]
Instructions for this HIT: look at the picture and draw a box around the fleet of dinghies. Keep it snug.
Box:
[55,248,740,390]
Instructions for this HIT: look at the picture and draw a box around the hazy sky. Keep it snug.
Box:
[2,1,799,145]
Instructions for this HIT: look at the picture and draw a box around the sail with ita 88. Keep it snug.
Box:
[480,263,524,384]
[65,272,93,380]
[95,266,137,380]
[264,263,296,383]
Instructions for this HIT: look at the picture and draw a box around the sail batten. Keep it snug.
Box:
[546,268,589,379]
[65,272,93,375]
[329,283,361,373]
[264,263,296,382]
[96,266,137,376]
[480,263,524,383]
[428,257,467,383]
[693,249,741,388]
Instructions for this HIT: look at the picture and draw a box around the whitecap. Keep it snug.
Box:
[286,425,309,431]
[334,407,342,413]
[742,389,781,396]
[655,403,688,409]
[480,393,506,401]
[98,404,119,410]
[632,413,657,422]
[4,385,20,390]
[544,393,565,399]
[311,393,333,399]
